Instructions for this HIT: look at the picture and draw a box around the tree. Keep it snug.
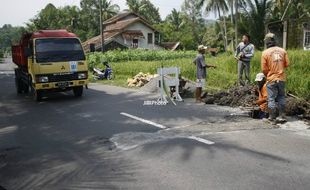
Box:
[140,0,161,23]
[165,9,185,31]
[232,0,246,48]
[80,0,119,39]
[198,0,229,51]
[182,0,205,46]
[271,0,310,20]
[126,0,146,13]
[26,3,62,31]
[0,24,26,57]
[240,0,272,49]
[126,0,161,24]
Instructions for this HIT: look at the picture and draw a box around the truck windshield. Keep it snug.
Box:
[35,38,85,63]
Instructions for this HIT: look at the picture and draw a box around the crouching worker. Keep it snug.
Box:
[193,45,216,103]
[254,73,269,119]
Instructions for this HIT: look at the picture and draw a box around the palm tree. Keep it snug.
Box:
[241,0,272,48]
[233,0,246,48]
[199,0,229,51]
[126,0,146,13]
[165,9,185,31]
[100,0,120,20]
[272,0,310,20]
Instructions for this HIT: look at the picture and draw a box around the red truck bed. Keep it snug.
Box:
[12,45,27,67]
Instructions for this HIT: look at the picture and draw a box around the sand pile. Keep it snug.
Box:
[127,72,159,87]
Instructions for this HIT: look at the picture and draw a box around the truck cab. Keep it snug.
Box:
[12,30,88,101]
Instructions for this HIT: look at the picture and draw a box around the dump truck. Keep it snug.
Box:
[12,30,88,101]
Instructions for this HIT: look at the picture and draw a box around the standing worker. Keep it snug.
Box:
[235,34,255,86]
[193,45,216,103]
[261,33,289,124]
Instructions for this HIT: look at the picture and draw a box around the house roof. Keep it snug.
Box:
[161,42,181,51]
[82,31,120,51]
[105,17,159,33]
[103,11,155,28]
[103,11,132,24]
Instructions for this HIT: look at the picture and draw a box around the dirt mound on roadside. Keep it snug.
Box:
[204,85,310,119]
[205,85,257,107]
[285,97,310,119]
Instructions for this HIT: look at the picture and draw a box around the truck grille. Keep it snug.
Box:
[48,73,78,82]
[36,72,84,83]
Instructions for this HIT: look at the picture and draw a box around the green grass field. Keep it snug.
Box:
[88,50,310,100]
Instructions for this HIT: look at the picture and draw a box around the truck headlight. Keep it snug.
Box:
[37,76,49,83]
[78,73,87,79]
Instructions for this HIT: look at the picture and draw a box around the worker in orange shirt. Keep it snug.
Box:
[254,73,268,119]
[261,33,289,124]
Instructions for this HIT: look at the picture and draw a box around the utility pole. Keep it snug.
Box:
[99,0,104,52]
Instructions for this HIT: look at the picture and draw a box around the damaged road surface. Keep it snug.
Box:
[1,67,310,189]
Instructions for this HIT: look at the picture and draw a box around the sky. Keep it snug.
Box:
[0,0,215,27]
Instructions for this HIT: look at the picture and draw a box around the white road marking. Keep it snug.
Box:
[120,112,167,129]
[187,136,215,145]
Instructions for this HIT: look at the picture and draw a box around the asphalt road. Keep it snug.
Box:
[1,58,310,190]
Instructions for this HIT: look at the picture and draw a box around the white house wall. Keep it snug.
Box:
[125,22,163,50]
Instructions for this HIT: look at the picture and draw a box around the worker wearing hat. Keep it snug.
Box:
[255,73,268,119]
[235,34,255,86]
[261,33,289,124]
[193,45,216,103]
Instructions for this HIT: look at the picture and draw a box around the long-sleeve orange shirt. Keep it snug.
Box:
[261,47,289,82]
[256,83,268,112]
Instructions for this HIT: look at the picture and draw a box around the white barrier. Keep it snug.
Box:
[157,67,183,103]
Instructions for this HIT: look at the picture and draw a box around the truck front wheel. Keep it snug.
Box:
[33,89,43,101]
[73,86,83,97]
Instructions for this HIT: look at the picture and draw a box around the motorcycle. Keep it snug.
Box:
[93,61,114,80]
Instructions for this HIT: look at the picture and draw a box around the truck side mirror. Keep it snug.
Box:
[24,47,32,57]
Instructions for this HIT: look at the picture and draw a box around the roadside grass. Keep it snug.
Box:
[88,50,310,100]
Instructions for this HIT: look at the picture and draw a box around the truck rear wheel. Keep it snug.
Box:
[15,69,23,94]
[22,82,29,93]
[73,86,83,97]
[15,77,23,94]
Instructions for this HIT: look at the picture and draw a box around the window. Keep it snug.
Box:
[147,33,153,44]
[35,38,85,63]
[155,32,160,45]
[304,30,310,50]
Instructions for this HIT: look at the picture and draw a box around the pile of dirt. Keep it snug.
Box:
[205,85,257,107]
[285,97,310,119]
[127,72,159,87]
[204,85,310,119]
